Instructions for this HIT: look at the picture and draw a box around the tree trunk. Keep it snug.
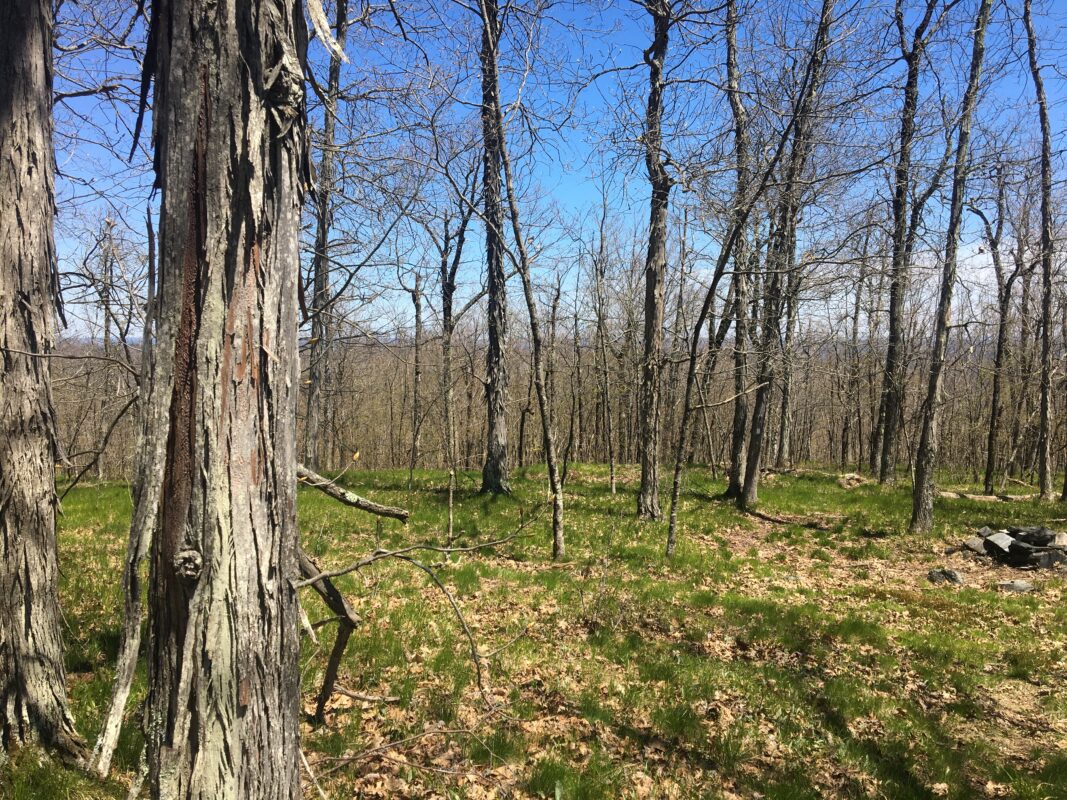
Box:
[479,0,565,556]
[480,0,510,495]
[304,0,348,473]
[0,0,86,762]
[1024,0,1056,500]
[910,0,991,532]
[725,0,750,499]
[593,199,617,494]
[740,0,833,510]
[637,0,673,520]
[774,271,801,468]
[408,272,424,479]
[877,0,941,484]
[141,1,307,796]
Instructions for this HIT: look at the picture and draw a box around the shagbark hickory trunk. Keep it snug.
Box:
[0,0,86,762]
[637,0,673,520]
[140,0,307,796]
[910,0,991,532]
[480,0,510,495]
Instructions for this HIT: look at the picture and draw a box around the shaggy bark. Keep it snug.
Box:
[0,0,86,763]
[139,1,310,796]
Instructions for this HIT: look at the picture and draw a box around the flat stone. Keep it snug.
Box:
[977,526,995,539]
[997,579,1035,593]
[984,532,1015,560]
[963,536,987,555]
[928,568,964,586]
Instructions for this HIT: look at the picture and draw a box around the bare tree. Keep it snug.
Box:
[636,0,674,520]
[875,0,955,483]
[304,0,349,472]
[1023,0,1056,500]
[910,0,992,532]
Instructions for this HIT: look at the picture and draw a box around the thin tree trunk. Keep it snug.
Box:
[740,0,833,510]
[593,199,617,494]
[725,0,750,499]
[637,0,673,521]
[910,0,992,532]
[480,8,564,556]
[1024,0,1056,500]
[141,1,308,795]
[0,0,86,762]
[877,0,942,484]
[304,0,348,473]
[480,0,510,495]
[408,272,424,482]
[774,272,801,468]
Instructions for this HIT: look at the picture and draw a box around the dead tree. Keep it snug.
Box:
[0,0,87,763]
[910,0,992,532]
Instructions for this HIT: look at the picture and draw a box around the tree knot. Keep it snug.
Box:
[174,549,203,581]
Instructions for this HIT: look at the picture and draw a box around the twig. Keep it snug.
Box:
[297,464,410,522]
[335,685,400,703]
[300,749,330,800]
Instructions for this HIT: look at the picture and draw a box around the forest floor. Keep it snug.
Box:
[3,466,1066,800]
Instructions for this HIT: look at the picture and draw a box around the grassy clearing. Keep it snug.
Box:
[2,466,1066,799]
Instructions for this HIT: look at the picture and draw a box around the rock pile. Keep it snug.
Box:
[950,525,1067,569]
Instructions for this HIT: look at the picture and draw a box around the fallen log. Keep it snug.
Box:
[936,490,1038,503]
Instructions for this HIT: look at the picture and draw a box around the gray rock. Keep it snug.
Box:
[963,536,987,555]
[997,579,1035,593]
[984,532,1015,559]
[1010,526,1058,547]
[1036,550,1067,569]
[928,568,964,586]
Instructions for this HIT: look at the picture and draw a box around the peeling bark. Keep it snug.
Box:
[140,1,309,796]
[0,0,85,763]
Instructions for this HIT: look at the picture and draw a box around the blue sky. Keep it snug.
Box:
[49,0,1067,337]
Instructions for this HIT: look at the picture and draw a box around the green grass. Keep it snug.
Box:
[3,464,1066,799]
